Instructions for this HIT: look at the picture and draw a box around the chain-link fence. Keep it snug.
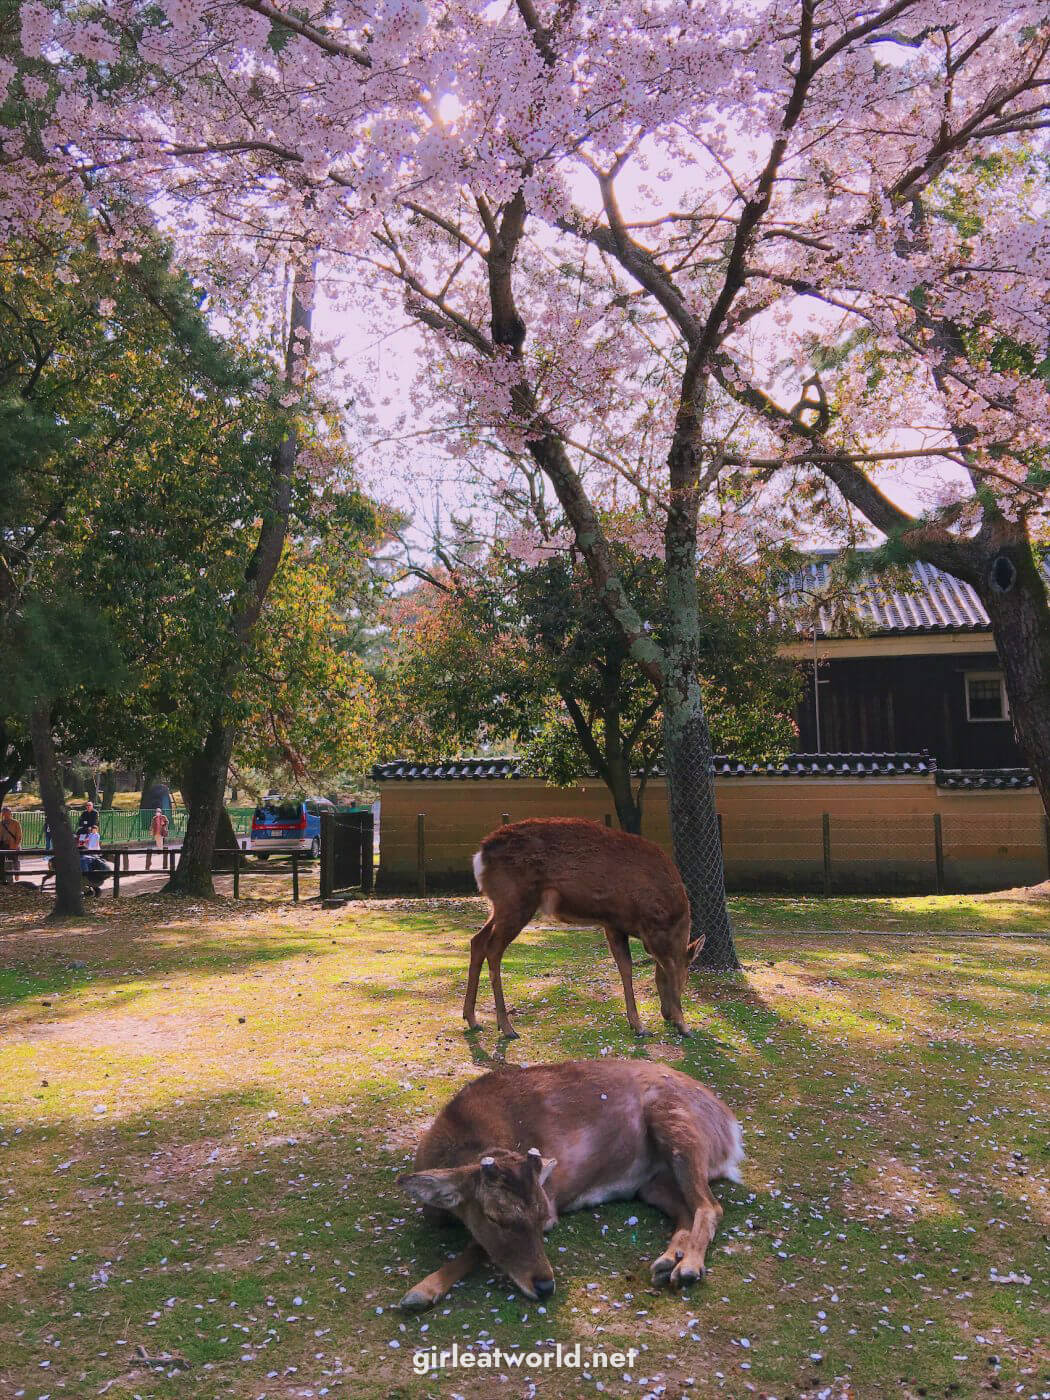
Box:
[11,806,259,847]
[664,727,737,969]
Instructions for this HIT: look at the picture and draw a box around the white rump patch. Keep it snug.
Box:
[717,1117,745,1183]
[472,851,485,890]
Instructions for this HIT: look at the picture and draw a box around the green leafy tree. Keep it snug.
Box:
[0,210,329,905]
[234,550,380,791]
[382,541,800,832]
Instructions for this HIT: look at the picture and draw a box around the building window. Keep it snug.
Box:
[965,671,1009,722]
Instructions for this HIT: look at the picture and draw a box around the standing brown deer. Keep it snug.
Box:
[397,1058,742,1309]
[464,817,700,1038]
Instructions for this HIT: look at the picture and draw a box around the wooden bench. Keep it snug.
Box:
[39,863,115,897]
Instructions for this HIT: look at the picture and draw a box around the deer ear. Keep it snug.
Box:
[527,1148,557,1185]
[397,1167,471,1209]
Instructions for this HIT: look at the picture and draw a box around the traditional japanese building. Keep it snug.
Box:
[782,551,1050,769]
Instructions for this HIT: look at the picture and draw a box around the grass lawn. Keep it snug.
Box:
[0,890,1047,1400]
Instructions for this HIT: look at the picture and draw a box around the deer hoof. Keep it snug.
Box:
[400,1287,437,1311]
[669,1261,705,1288]
[498,1026,519,1041]
[649,1255,676,1286]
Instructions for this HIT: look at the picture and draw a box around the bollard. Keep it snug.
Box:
[417,813,426,897]
[233,844,240,899]
[822,812,832,897]
[292,850,300,903]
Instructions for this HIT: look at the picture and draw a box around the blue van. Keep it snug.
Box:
[249,796,335,859]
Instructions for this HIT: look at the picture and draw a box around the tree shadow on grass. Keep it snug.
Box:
[0,935,325,1014]
[6,1076,1038,1400]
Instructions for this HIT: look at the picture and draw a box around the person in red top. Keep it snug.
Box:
[146,808,169,871]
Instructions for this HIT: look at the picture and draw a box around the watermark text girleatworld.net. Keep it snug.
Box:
[413,1342,639,1375]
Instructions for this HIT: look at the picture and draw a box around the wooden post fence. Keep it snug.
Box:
[933,812,945,895]
[822,812,832,897]
[417,813,426,897]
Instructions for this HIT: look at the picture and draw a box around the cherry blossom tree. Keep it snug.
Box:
[8,0,1048,959]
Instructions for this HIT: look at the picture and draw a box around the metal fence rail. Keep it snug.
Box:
[12,806,258,847]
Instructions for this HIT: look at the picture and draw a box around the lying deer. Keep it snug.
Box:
[397,1058,742,1309]
[464,817,700,1038]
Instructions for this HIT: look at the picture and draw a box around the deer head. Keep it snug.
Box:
[399,1147,558,1298]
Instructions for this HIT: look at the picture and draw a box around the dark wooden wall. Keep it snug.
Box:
[793,650,1025,768]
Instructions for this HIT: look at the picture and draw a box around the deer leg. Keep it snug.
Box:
[646,1103,724,1287]
[400,1241,485,1311]
[462,916,494,1030]
[639,1169,694,1285]
[603,926,645,1034]
[486,913,530,1039]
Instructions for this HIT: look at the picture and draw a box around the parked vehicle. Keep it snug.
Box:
[249,797,335,859]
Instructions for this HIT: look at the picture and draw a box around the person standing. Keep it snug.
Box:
[77,801,100,837]
[146,808,169,871]
[0,806,23,882]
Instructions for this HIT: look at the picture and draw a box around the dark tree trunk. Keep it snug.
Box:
[28,702,84,918]
[561,684,646,833]
[973,531,1050,820]
[482,198,735,963]
[165,259,315,901]
[101,768,116,810]
[167,714,234,896]
[212,804,239,871]
[604,753,643,833]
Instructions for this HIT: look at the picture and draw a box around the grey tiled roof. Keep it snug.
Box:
[373,752,937,781]
[782,552,1050,637]
[373,759,526,781]
[710,752,936,777]
[936,768,1036,790]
